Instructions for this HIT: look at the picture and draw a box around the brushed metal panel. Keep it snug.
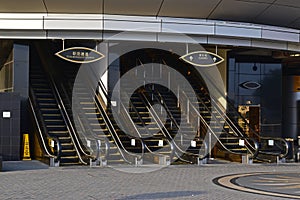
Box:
[251,39,287,50]
[208,36,251,46]
[47,30,102,39]
[262,29,299,42]
[44,19,102,30]
[0,30,46,39]
[162,22,214,35]
[158,33,207,43]
[103,31,156,41]
[0,19,43,30]
[216,24,261,38]
[104,20,160,32]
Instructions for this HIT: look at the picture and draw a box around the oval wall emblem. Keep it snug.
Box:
[239,81,261,90]
[55,47,105,64]
[180,51,224,67]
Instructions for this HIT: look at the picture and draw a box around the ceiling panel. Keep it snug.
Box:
[0,0,46,13]
[45,0,102,14]
[159,0,220,18]
[236,0,274,3]
[104,0,162,16]
[0,0,299,30]
[289,18,300,29]
[209,0,270,22]
[275,0,300,7]
[255,5,300,27]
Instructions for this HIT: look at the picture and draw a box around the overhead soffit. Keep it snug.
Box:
[104,0,162,16]
[0,0,45,13]
[45,0,102,14]
[158,0,220,19]
[207,0,270,22]
[1,0,300,30]
[255,5,300,27]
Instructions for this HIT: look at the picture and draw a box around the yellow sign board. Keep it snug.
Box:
[22,134,31,160]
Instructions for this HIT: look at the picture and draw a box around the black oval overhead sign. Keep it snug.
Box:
[55,47,104,64]
[239,81,261,90]
[180,51,224,67]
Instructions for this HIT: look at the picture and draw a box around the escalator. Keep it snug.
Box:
[29,47,91,166]
[183,61,288,163]
[52,63,145,166]
[138,84,208,164]
[29,43,288,166]
[130,54,258,163]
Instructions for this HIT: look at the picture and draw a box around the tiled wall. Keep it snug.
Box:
[0,92,20,160]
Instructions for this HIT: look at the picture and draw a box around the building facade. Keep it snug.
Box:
[0,0,300,165]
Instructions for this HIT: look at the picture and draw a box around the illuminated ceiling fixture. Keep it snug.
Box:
[290,53,300,57]
[55,39,105,64]
[180,45,224,67]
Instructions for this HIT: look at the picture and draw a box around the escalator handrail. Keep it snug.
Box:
[82,73,143,163]
[139,90,206,161]
[68,70,140,164]
[60,82,107,162]
[148,85,209,158]
[180,89,257,154]
[49,76,90,164]
[29,90,60,160]
[99,76,176,160]
[179,88,259,157]
[186,94,260,157]
[109,79,176,159]
[35,43,90,164]
[258,137,289,158]
[189,68,288,158]
[94,92,143,163]
[86,71,145,162]
[213,95,289,158]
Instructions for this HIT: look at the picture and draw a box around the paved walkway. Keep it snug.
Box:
[0,160,299,199]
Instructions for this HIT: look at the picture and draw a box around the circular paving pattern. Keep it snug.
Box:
[214,172,300,199]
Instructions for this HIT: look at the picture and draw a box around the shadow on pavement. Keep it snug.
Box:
[117,191,205,199]
[1,160,49,172]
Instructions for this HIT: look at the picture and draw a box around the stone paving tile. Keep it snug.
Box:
[0,162,299,199]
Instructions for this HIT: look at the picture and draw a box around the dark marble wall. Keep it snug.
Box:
[0,92,20,160]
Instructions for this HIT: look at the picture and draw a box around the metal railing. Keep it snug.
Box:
[179,90,259,159]
[60,81,109,166]
[189,68,289,160]
[147,85,208,160]
[78,69,144,165]
[29,90,61,166]
[115,81,174,164]
[35,43,94,165]
[139,89,207,163]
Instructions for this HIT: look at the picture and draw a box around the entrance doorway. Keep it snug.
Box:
[238,105,260,140]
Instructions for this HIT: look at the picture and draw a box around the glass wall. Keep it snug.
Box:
[0,51,13,92]
[227,53,282,137]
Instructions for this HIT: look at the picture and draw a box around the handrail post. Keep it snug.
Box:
[209,131,212,160]
[177,84,180,108]
[187,99,190,123]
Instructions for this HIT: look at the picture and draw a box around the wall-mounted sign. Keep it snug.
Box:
[55,47,104,64]
[180,51,224,67]
[239,81,261,90]
[2,111,11,118]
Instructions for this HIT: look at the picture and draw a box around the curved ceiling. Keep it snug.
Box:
[0,0,300,30]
